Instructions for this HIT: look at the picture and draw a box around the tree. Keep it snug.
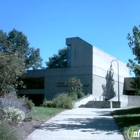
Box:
[0,29,43,70]
[46,47,67,68]
[102,70,116,100]
[127,25,140,76]
[0,51,26,96]
[65,77,83,93]
[127,26,140,94]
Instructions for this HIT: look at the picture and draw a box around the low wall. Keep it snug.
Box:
[128,96,140,106]
[93,101,110,108]
[73,94,94,108]
[93,101,120,108]
[109,95,140,107]
[112,101,121,108]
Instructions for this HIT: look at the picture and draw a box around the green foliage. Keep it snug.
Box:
[65,77,83,93]
[77,92,85,99]
[52,93,73,109]
[23,116,33,122]
[42,100,55,107]
[69,92,78,100]
[0,122,24,140]
[127,25,140,76]
[0,51,26,95]
[112,107,140,140]
[46,47,67,68]
[69,91,85,100]
[22,96,34,111]
[0,29,43,70]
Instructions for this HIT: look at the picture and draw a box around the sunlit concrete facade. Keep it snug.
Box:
[18,37,129,101]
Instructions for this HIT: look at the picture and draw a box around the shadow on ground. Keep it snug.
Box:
[37,114,121,135]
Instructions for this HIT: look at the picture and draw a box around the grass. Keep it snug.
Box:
[31,106,64,121]
[112,107,140,140]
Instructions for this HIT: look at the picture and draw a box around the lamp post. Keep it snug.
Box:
[110,59,120,102]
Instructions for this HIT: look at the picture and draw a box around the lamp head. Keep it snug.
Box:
[110,64,113,71]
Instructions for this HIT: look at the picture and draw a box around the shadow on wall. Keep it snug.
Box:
[102,70,116,101]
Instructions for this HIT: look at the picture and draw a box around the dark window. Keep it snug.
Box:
[19,78,44,89]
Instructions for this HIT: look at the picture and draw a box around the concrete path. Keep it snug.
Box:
[28,108,124,140]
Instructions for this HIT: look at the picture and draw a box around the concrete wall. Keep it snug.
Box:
[21,37,93,99]
[128,95,140,106]
[109,95,140,107]
[73,94,94,108]
[19,37,130,101]
[92,46,129,100]
[22,67,93,99]
[66,37,93,68]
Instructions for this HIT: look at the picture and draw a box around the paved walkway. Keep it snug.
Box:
[28,108,124,140]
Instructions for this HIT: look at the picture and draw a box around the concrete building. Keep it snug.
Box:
[18,37,129,105]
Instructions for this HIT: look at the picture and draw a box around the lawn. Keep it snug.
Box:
[112,107,140,140]
[31,106,64,121]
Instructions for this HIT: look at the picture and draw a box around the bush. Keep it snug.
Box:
[0,94,34,124]
[0,121,24,140]
[3,107,25,125]
[0,94,30,115]
[52,93,73,109]
[22,96,34,111]
[77,92,85,99]
[69,92,77,100]
[42,100,55,107]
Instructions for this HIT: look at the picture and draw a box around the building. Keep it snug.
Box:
[18,37,129,105]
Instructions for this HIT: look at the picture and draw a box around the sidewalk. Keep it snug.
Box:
[28,108,124,140]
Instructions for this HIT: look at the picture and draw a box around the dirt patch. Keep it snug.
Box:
[17,120,45,138]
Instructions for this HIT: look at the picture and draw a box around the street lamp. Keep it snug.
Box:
[110,59,120,102]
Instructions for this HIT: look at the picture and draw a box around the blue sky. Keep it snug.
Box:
[0,0,139,67]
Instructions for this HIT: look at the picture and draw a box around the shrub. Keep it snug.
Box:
[77,92,85,99]
[42,100,55,107]
[22,96,34,111]
[52,93,73,109]
[0,94,30,115]
[0,121,24,140]
[0,94,34,120]
[3,107,25,125]
[69,92,77,100]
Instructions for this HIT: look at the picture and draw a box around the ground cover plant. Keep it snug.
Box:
[0,94,63,139]
[0,94,33,139]
[112,107,140,140]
